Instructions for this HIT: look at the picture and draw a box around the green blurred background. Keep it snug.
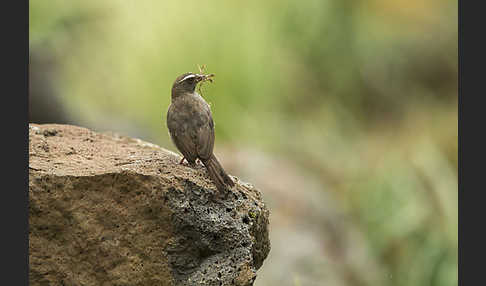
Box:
[29,0,457,285]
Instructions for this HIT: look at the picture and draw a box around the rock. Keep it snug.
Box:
[29,124,270,286]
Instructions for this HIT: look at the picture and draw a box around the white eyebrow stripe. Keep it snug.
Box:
[178,74,196,83]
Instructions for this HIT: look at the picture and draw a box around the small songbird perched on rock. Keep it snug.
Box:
[166,72,235,192]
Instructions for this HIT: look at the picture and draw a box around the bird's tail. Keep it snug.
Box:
[202,154,235,192]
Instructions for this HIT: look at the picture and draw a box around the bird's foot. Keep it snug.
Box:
[180,157,200,168]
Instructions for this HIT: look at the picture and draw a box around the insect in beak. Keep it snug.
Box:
[195,73,215,83]
[195,65,215,97]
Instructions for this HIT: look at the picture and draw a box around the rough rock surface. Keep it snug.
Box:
[28,124,270,286]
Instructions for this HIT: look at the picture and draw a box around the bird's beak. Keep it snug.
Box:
[195,73,215,83]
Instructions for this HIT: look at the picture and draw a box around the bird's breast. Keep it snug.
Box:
[167,93,211,129]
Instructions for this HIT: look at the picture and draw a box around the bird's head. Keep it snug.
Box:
[171,72,214,98]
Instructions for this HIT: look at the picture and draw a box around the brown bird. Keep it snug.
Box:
[166,72,235,192]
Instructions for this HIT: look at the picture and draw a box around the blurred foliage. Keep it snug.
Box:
[30,0,457,286]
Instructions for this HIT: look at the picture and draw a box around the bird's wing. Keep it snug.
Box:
[196,106,215,161]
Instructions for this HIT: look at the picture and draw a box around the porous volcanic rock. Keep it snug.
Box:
[29,124,270,286]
